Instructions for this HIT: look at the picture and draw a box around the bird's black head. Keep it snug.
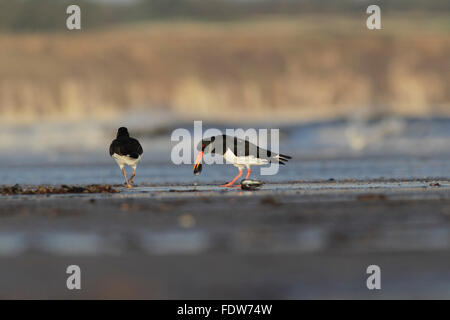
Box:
[197,136,216,153]
[117,127,129,138]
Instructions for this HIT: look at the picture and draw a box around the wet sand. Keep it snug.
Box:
[1,180,450,299]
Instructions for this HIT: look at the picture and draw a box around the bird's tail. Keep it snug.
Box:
[274,154,292,165]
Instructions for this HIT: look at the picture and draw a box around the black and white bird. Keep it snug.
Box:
[109,127,143,188]
[193,134,291,187]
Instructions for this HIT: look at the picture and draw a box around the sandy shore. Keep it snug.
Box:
[1,180,450,299]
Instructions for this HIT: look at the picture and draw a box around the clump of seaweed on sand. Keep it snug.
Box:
[0,184,119,196]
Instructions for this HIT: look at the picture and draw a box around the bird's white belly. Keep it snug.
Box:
[223,148,268,168]
[112,153,141,169]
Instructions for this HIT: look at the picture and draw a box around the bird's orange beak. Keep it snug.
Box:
[193,151,203,175]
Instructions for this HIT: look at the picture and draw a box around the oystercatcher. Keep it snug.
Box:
[193,134,291,187]
[109,127,143,188]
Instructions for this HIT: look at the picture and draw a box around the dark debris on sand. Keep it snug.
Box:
[429,182,441,187]
[260,195,281,207]
[0,184,119,196]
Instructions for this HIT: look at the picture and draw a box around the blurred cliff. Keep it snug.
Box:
[0,0,449,124]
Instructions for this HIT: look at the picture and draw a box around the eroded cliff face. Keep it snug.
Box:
[0,15,449,124]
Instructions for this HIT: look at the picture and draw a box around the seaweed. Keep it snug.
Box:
[0,184,119,196]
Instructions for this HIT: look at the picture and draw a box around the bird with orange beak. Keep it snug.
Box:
[193,134,291,187]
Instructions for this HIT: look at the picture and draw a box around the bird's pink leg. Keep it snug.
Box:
[245,168,252,180]
[128,168,136,184]
[122,168,132,188]
[220,168,243,187]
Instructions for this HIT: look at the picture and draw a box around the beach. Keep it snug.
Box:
[0,115,450,299]
[1,177,450,299]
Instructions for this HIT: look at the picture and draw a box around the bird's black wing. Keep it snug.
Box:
[231,136,291,164]
[231,136,272,158]
[127,138,143,157]
[109,138,143,158]
[120,138,143,159]
[109,139,121,156]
